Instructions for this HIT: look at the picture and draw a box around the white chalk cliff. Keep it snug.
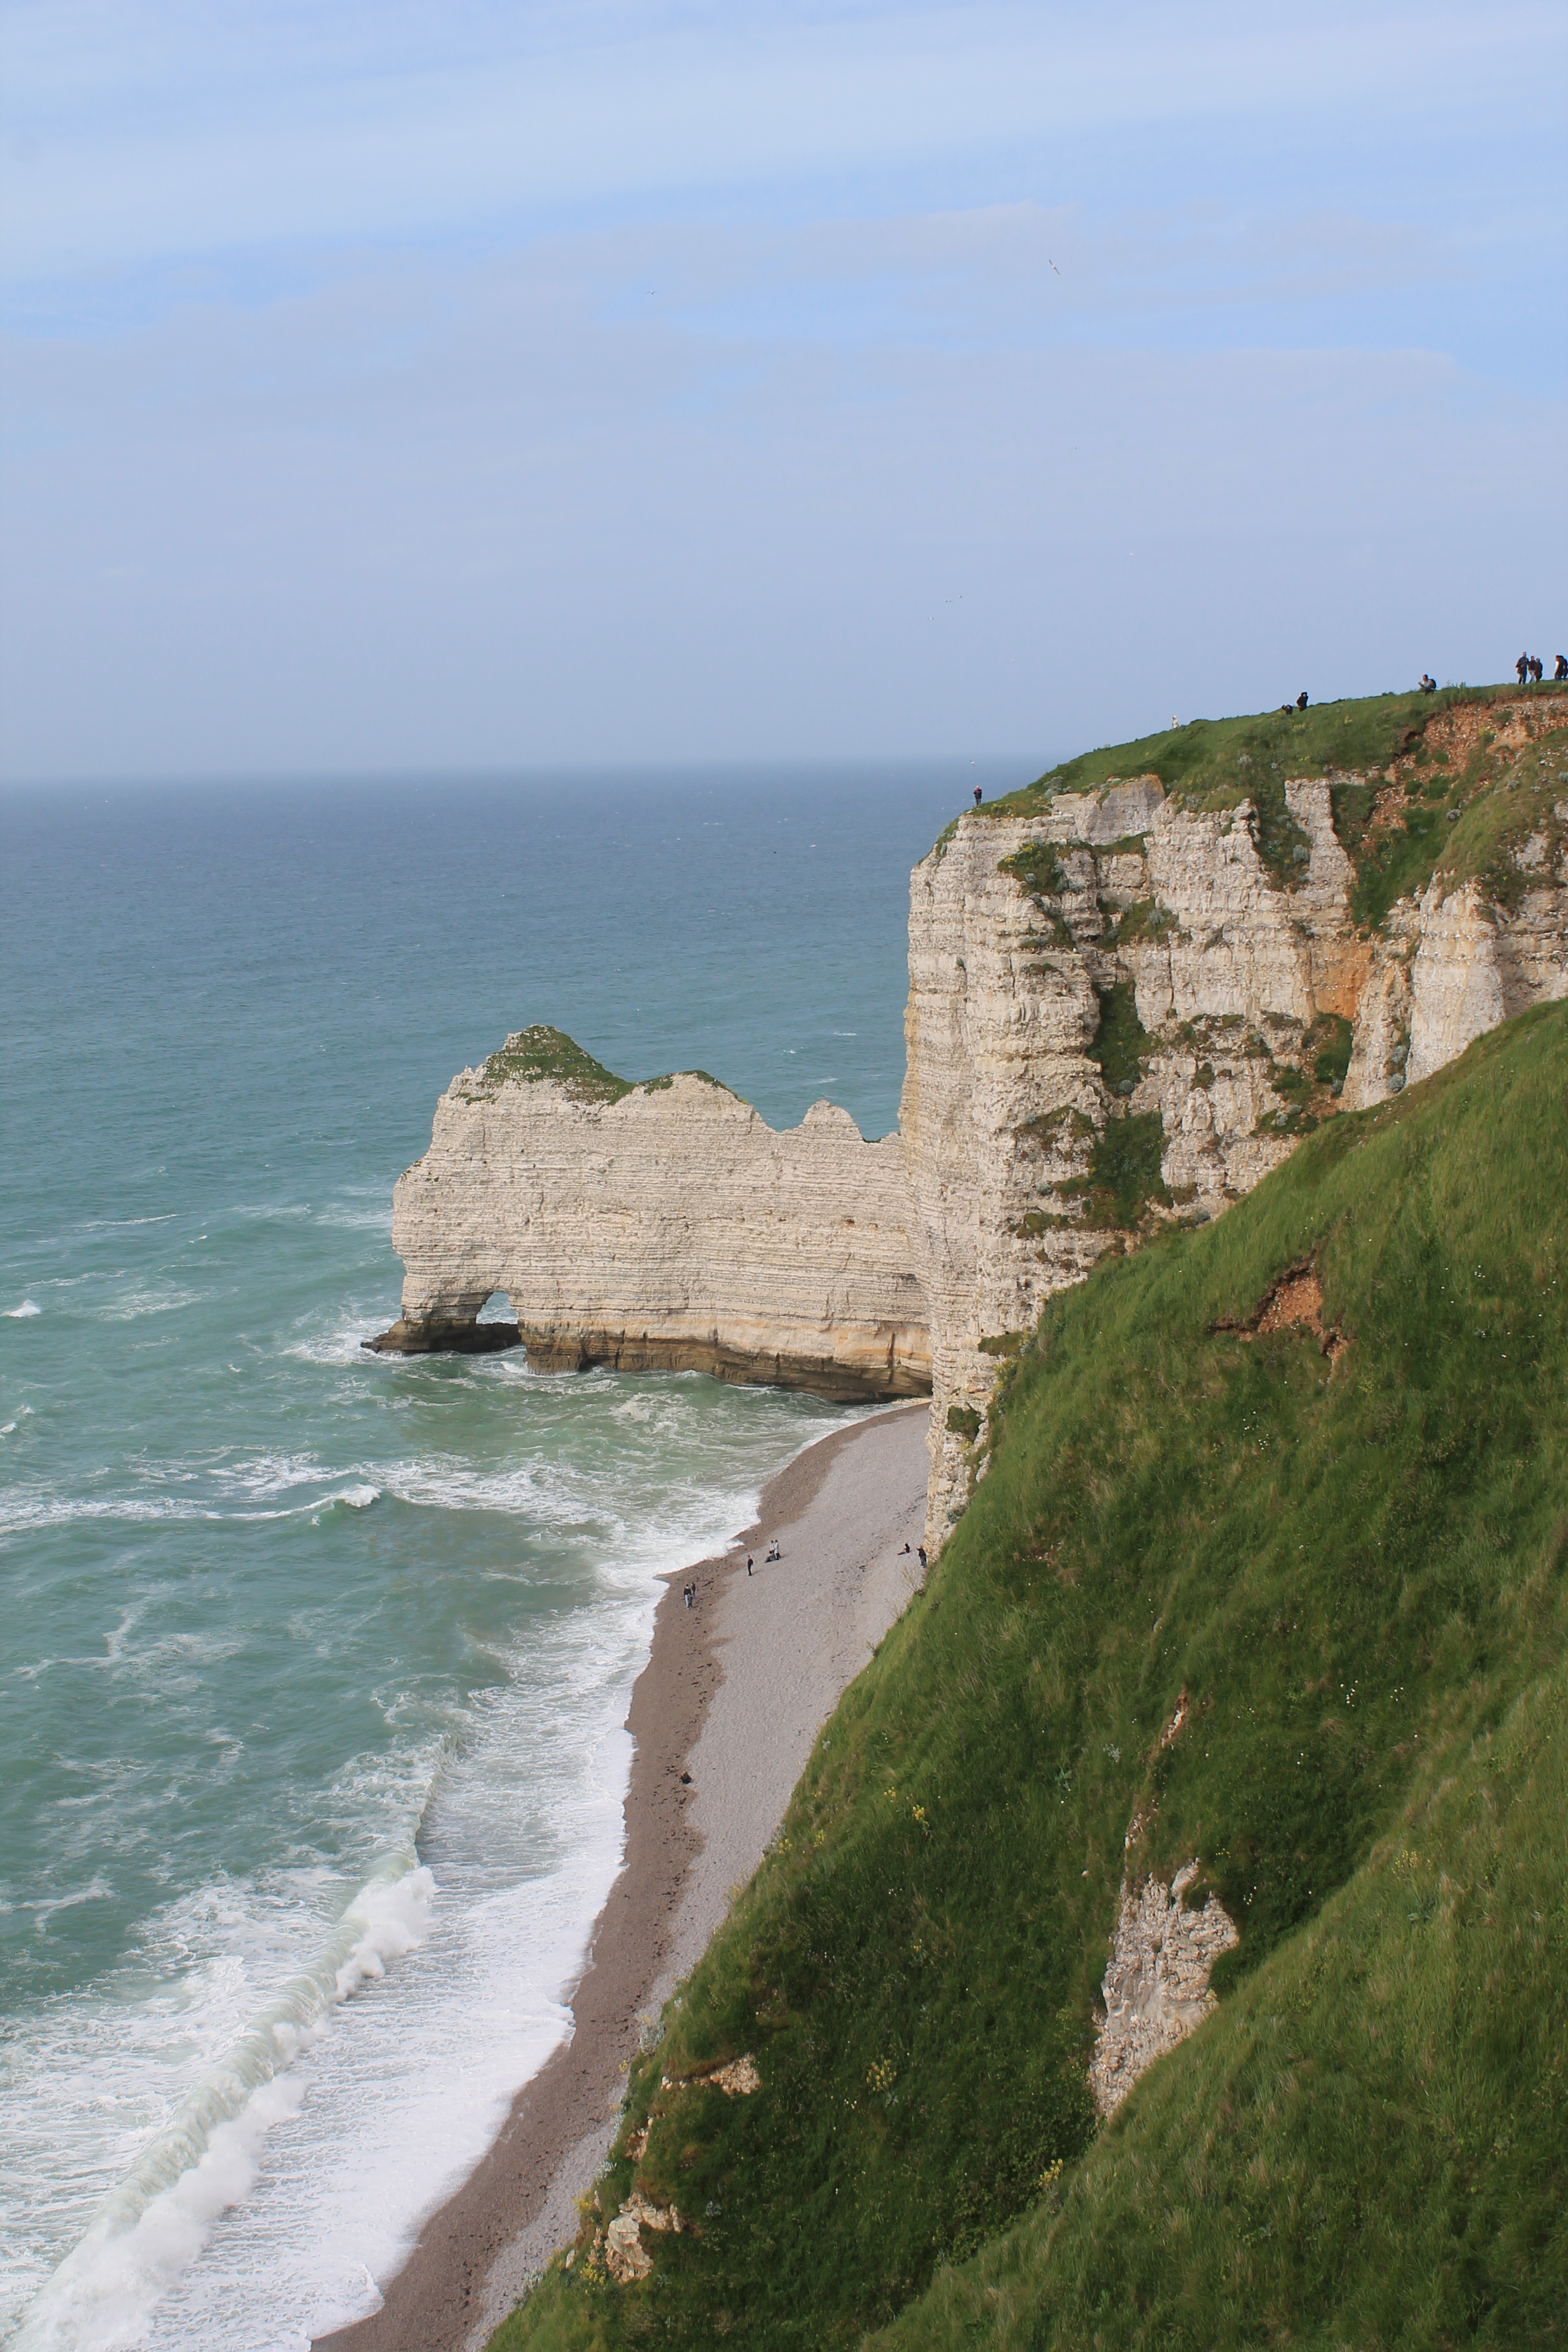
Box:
[375,696,1568,1553]
[380,1058,928,1403]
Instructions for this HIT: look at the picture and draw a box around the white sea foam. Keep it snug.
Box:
[312,1201,395,1232]
[286,1306,404,1367]
[0,1480,375,1538]
[5,1376,858,2350]
[0,1490,208,1536]
[10,1863,437,2352]
[94,1287,203,1323]
[6,1297,43,1317]
[213,1451,330,1500]
[77,1215,179,1232]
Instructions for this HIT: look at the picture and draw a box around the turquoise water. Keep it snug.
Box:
[0,763,1009,2349]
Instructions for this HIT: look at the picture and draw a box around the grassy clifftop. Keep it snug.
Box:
[496,1000,1568,2351]
[467,1025,736,1104]
[986,680,1568,910]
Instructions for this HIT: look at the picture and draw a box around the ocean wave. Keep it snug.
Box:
[93,1287,204,1324]
[5,1298,43,1317]
[0,1488,335,1538]
[285,1309,402,1367]
[3,1386,860,2343]
[211,1451,330,1500]
[10,1863,437,2352]
[77,1215,179,1232]
[312,1202,394,1232]
[0,1491,208,1536]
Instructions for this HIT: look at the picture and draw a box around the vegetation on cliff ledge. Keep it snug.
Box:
[494,1000,1568,2351]
[472,1026,736,1104]
[987,681,1568,914]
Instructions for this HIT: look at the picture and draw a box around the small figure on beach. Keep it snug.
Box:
[765,1539,781,1562]
[917,1545,927,1570]
[902,1542,911,1554]
[747,1554,754,1576]
[1419,673,1436,694]
[972,785,983,806]
[1517,652,1531,684]
[1556,656,1567,682]
[683,1582,694,1608]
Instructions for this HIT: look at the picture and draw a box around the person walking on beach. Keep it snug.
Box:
[747,1555,753,1576]
[918,1546,927,1570]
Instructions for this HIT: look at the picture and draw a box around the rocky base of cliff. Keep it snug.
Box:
[513,1325,929,1402]
[363,1316,521,1355]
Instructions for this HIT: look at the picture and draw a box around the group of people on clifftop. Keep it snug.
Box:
[1516,652,1566,684]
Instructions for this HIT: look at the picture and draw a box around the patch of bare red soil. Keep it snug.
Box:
[1210,1258,1347,1365]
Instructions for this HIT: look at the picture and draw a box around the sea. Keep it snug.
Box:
[0,759,1019,2351]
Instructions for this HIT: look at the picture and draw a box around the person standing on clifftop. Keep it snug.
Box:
[1556,656,1567,682]
[973,785,983,805]
[1517,652,1531,684]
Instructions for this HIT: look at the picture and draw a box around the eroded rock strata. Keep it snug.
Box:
[375,694,1568,1552]
[374,1059,928,1404]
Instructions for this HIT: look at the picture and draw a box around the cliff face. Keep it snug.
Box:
[377,692,1568,1552]
[378,1053,929,1404]
[906,703,1567,1543]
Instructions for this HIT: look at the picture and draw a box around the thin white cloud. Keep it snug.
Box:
[2,1,1560,281]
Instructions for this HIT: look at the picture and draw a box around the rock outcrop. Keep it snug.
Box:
[375,697,1568,1554]
[1088,1861,1239,2117]
[372,1052,928,1404]
[602,2193,683,2284]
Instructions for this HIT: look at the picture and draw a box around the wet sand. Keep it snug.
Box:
[316,1398,930,2352]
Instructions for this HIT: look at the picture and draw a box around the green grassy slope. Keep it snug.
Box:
[872,1646,1568,2350]
[494,1001,1568,2352]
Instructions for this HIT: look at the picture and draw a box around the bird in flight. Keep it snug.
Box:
[1048,258,1060,275]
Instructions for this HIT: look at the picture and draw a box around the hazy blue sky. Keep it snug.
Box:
[2,1,1562,782]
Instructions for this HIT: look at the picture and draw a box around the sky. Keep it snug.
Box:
[1,0,1563,783]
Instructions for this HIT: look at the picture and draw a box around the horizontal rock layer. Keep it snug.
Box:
[381,700,1568,1553]
[383,1074,929,1406]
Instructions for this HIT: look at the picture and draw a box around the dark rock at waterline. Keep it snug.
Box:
[363,1317,522,1355]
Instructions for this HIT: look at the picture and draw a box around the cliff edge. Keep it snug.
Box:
[374,685,1567,1549]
